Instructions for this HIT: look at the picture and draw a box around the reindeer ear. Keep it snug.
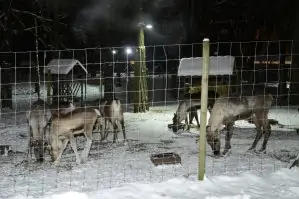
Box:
[69,103,75,110]
[26,111,31,121]
[94,109,102,116]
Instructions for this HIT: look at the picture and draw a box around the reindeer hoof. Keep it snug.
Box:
[248,147,255,152]
[76,159,82,165]
[213,150,221,156]
[53,161,60,166]
[222,149,231,156]
[112,143,118,147]
[258,149,266,154]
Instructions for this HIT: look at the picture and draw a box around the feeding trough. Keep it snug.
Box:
[150,152,181,166]
[0,145,11,156]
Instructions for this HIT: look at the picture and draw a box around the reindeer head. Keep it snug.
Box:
[30,139,46,162]
[46,123,63,162]
[206,126,221,156]
[47,135,62,162]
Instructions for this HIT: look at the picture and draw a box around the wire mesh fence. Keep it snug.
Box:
[0,40,298,198]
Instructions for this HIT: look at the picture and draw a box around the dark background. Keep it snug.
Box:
[1,0,299,105]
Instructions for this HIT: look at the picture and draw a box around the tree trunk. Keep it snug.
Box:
[34,18,41,98]
[291,1,299,105]
[133,27,149,112]
[132,2,149,113]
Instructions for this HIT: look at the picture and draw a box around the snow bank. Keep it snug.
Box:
[10,168,299,199]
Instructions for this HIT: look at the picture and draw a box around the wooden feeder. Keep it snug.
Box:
[43,59,88,106]
[150,152,181,166]
[177,56,235,99]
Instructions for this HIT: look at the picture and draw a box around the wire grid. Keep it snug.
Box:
[0,40,298,198]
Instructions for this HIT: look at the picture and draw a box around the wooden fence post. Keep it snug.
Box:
[198,38,210,181]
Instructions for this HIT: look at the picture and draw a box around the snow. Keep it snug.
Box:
[177,56,235,76]
[43,59,88,75]
[8,169,299,199]
[1,82,299,199]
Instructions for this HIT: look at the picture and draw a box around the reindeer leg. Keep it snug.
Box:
[27,139,32,160]
[113,132,117,143]
[248,114,263,151]
[98,120,106,142]
[185,115,190,131]
[82,134,93,163]
[259,121,271,153]
[53,139,69,166]
[69,135,81,164]
[194,110,200,129]
[112,123,119,143]
[121,120,127,143]
[104,120,110,140]
[100,130,105,141]
[26,127,33,160]
[189,110,194,125]
[222,122,234,155]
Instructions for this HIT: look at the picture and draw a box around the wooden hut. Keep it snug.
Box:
[43,59,88,106]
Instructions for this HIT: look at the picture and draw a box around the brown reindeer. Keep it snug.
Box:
[98,99,126,143]
[206,92,273,156]
[48,107,102,166]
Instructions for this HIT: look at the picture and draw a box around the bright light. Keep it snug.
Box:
[112,50,117,54]
[145,24,153,29]
[126,48,132,55]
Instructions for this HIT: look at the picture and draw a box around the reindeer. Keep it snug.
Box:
[172,82,219,132]
[26,99,52,162]
[48,107,102,166]
[172,93,217,133]
[26,99,75,162]
[206,92,273,156]
[98,98,126,143]
[172,102,200,132]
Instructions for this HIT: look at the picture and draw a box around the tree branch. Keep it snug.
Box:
[11,8,67,26]
[11,8,52,22]
[213,0,227,6]
[11,12,50,48]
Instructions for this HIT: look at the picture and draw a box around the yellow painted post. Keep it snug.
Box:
[198,38,210,181]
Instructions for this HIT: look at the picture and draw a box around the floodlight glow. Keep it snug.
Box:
[112,50,117,54]
[126,48,132,55]
[145,24,153,29]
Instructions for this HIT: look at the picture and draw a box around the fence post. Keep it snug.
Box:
[47,69,52,105]
[198,38,210,181]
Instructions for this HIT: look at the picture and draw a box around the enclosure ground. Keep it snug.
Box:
[0,83,299,198]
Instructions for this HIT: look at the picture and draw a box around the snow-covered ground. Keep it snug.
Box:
[12,168,299,199]
[1,83,299,199]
